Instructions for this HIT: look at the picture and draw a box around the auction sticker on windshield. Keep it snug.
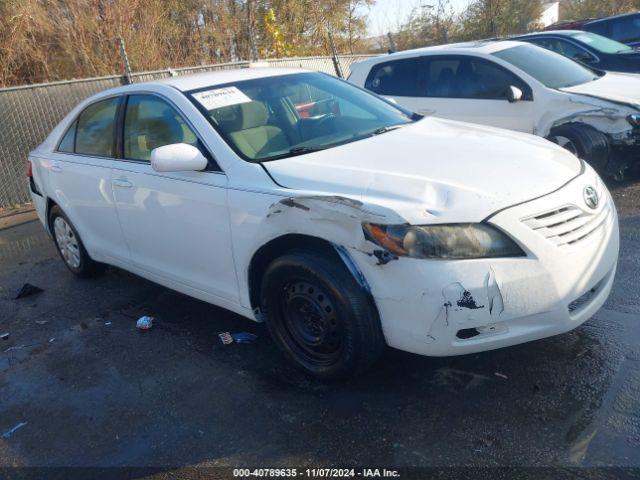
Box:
[192,86,252,110]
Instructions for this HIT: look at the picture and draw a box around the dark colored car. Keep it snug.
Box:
[544,19,593,31]
[583,12,640,48]
[514,30,640,74]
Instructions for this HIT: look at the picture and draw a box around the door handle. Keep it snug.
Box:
[112,179,133,188]
[50,165,62,173]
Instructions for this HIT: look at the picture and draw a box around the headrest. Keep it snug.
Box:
[238,102,269,129]
[213,101,269,132]
[142,115,184,150]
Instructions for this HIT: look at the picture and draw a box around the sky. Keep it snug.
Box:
[365,0,471,37]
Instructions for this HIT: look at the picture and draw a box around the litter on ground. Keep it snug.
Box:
[14,283,43,300]
[218,332,258,345]
[2,422,27,439]
[136,316,154,330]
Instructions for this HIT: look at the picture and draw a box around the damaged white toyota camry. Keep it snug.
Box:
[28,68,619,379]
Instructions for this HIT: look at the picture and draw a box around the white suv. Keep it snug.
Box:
[28,68,619,379]
[349,41,640,180]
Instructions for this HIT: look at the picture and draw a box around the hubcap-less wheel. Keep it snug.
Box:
[280,280,343,366]
[551,135,579,156]
[53,217,81,269]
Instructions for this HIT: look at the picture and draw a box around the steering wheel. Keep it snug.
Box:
[314,113,338,132]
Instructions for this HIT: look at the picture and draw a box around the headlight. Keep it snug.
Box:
[362,223,525,260]
[628,114,640,128]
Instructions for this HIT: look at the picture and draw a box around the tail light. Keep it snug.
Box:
[26,159,33,178]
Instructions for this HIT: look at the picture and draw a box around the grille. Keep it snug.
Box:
[522,198,611,247]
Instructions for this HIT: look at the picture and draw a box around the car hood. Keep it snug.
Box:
[262,118,582,224]
[560,72,640,108]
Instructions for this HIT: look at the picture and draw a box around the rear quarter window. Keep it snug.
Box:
[57,121,76,153]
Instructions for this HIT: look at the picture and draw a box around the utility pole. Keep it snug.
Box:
[327,29,344,79]
[247,0,259,61]
[387,32,397,52]
[119,37,133,84]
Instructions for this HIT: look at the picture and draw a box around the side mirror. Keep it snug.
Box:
[150,143,208,173]
[507,86,524,103]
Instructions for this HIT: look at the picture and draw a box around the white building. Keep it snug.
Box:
[540,1,560,27]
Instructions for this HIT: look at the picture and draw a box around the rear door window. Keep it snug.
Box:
[75,97,120,157]
[365,57,425,97]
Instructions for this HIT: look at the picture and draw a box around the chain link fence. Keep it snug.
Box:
[0,54,374,210]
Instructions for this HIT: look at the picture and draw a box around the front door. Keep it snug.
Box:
[389,55,536,134]
[111,94,238,302]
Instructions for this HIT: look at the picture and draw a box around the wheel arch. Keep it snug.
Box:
[546,121,611,173]
[45,197,60,233]
[247,233,373,316]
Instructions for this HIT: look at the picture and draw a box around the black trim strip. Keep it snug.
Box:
[259,163,289,189]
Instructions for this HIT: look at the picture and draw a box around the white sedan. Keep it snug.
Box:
[349,41,640,180]
[28,68,619,379]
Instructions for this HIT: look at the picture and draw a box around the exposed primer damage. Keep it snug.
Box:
[541,97,638,146]
[426,268,504,343]
[266,195,406,263]
[265,195,509,346]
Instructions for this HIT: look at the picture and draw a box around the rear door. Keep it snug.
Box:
[110,93,238,302]
[48,96,130,264]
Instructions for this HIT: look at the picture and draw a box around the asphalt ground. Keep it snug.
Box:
[1,181,640,479]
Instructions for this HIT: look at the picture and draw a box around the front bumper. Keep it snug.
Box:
[354,167,620,357]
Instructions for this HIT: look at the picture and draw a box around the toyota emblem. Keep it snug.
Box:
[583,186,599,210]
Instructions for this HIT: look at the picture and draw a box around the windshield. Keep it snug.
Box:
[493,44,599,89]
[567,31,634,54]
[187,72,414,162]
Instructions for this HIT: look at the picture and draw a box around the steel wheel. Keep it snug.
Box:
[551,135,579,156]
[280,280,343,366]
[261,249,386,380]
[53,216,81,269]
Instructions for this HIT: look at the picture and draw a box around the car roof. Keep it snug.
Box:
[516,30,585,38]
[586,11,640,25]
[151,67,309,92]
[354,40,526,67]
[544,19,593,30]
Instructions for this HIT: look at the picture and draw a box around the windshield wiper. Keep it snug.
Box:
[288,146,326,155]
[371,124,407,136]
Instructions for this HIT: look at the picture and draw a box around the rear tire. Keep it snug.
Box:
[260,249,385,380]
[48,205,106,278]
[547,123,610,173]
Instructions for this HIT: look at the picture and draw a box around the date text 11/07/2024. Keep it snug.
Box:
[232,469,401,478]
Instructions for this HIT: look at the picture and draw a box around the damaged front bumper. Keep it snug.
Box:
[610,136,640,177]
[351,168,619,357]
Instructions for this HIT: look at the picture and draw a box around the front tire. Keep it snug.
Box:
[547,123,610,173]
[49,205,106,277]
[260,249,385,380]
